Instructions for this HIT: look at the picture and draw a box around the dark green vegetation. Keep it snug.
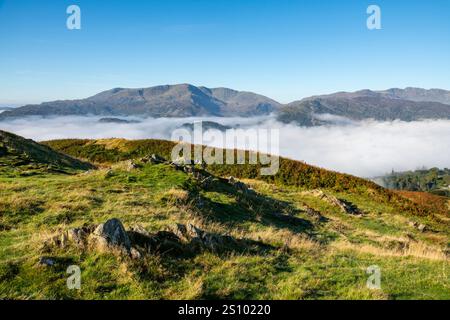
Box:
[0,132,448,300]
[379,168,450,197]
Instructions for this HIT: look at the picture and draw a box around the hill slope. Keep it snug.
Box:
[43,138,447,220]
[0,130,94,174]
[0,132,448,300]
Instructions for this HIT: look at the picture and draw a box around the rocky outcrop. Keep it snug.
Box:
[306,190,363,215]
[228,177,256,196]
[170,223,237,252]
[41,219,250,259]
[141,154,167,165]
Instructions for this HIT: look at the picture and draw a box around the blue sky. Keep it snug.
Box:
[0,0,449,105]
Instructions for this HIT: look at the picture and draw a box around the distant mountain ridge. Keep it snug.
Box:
[1,85,450,126]
[0,84,281,119]
[278,88,450,125]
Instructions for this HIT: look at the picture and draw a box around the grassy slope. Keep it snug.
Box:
[0,138,448,300]
[44,138,447,219]
[0,130,94,173]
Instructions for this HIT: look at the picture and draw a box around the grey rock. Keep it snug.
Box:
[91,218,131,252]
[308,190,362,215]
[417,224,427,232]
[38,257,56,267]
[130,247,142,259]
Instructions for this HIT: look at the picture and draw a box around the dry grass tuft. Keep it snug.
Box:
[331,239,447,261]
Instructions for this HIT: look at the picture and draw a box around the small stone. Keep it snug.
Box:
[418,224,427,232]
[149,154,166,164]
[126,160,137,171]
[104,169,114,178]
[409,221,418,228]
[38,257,56,267]
[130,247,142,259]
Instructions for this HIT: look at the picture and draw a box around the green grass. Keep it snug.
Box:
[0,139,448,300]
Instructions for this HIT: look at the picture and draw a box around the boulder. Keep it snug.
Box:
[90,218,131,252]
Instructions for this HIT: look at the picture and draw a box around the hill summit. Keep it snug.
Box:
[0,130,94,173]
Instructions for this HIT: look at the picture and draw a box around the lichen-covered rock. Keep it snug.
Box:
[90,218,131,252]
[169,223,237,252]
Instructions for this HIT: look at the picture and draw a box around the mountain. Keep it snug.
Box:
[378,87,450,105]
[0,130,94,173]
[0,84,281,119]
[0,131,448,299]
[2,86,450,126]
[278,88,450,125]
[301,87,450,104]
[0,107,13,113]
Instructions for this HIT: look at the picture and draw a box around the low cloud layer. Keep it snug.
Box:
[1,115,449,177]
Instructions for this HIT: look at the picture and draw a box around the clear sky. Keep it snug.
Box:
[0,0,449,105]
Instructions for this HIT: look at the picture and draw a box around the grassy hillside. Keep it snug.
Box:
[44,138,446,219]
[0,135,448,300]
[0,130,94,176]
